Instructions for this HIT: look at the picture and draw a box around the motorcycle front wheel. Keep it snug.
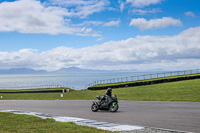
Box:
[91,103,99,112]
[109,103,119,112]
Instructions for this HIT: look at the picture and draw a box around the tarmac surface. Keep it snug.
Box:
[1,100,200,132]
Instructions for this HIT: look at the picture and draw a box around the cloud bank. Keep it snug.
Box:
[0,26,200,71]
[0,0,109,36]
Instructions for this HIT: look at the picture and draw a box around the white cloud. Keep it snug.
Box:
[78,19,120,27]
[48,0,95,6]
[130,17,182,30]
[0,0,68,34]
[132,8,162,15]
[0,26,200,71]
[48,0,110,18]
[0,49,40,69]
[77,21,104,26]
[184,11,195,17]
[103,19,121,27]
[96,37,104,41]
[118,0,125,11]
[126,0,162,8]
[0,0,104,36]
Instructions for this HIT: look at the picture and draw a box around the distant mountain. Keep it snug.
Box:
[0,68,47,74]
[53,67,108,73]
[0,67,138,74]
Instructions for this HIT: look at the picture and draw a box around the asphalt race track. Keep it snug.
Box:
[1,100,200,132]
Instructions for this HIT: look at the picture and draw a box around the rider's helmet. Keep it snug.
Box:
[107,88,112,93]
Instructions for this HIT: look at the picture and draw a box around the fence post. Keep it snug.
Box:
[131,76,133,81]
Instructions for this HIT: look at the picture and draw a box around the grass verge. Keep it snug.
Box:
[0,78,200,102]
[0,112,111,133]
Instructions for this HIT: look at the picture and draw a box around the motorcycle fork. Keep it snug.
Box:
[93,101,99,108]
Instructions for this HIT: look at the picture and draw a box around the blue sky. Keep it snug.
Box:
[0,0,200,71]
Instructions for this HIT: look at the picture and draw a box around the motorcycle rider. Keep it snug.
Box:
[100,88,112,106]
[104,88,112,98]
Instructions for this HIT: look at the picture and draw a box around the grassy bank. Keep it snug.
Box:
[0,112,111,133]
[0,78,200,102]
[91,73,200,87]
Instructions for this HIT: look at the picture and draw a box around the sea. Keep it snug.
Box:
[0,69,196,90]
[0,72,153,90]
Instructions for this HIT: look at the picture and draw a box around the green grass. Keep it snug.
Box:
[0,78,200,102]
[115,79,200,102]
[0,112,111,133]
[91,73,200,87]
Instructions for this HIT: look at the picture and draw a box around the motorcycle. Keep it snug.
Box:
[91,94,119,112]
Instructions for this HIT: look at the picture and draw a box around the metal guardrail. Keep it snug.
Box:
[85,69,200,89]
[0,89,70,93]
[0,85,68,90]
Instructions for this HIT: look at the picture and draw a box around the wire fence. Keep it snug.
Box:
[86,69,200,88]
[0,85,68,90]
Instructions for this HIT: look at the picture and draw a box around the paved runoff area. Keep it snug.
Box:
[1,100,199,132]
[0,110,194,133]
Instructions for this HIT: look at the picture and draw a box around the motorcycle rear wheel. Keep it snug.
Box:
[91,103,99,112]
[109,103,119,112]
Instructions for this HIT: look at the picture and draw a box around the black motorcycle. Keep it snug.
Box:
[91,94,119,112]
